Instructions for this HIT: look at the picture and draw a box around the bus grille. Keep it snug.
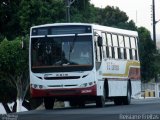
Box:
[44,76,80,80]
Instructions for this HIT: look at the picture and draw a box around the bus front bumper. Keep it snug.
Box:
[30,85,97,98]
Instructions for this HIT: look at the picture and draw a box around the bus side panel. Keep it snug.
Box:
[96,80,105,96]
[108,80,128,97]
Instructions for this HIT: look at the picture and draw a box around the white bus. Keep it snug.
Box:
[29,23,141,109]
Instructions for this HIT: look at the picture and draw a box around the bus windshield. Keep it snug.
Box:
[31,35,93,73]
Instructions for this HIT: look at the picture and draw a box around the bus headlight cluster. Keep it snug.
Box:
[31,84,46,89]
[80,81,95,88]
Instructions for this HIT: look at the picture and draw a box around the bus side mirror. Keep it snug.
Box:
[98,36,103,47]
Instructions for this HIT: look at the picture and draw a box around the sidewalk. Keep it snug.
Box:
[0,103,6,114]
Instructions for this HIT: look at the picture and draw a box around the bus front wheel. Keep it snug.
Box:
[96,96,105,107]
[96,85,106,107]
[44,97,55,110]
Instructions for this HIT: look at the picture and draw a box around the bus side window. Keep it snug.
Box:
[124,36,130,60]
[94,41,98,61]
[118,48,121,59]
[130,37,136,48]
[107,33,112,58]
[112,47,115,58]
[106,46,109,58]
[118,35,124,59]
[121,48,124,59]
[132,49,136,60]
[129,49,133,59]
[126,48,130,60]
[114,47,118,59]
[130,37,137,60]
[124,36,130,48]
[112,34,118,59]
[124,48,127,59]
[102,32,107,58]
[94,35,102,61]
[135,49,138,60]
[94,30,102,62]
[135,37,139,60]
[95,41,101,61]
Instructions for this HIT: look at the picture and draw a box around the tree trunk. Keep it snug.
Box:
[12,101,17,112]
[16,98,23,112]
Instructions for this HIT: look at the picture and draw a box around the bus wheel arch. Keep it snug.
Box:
[96,79,108,107]
[104,79,109,98]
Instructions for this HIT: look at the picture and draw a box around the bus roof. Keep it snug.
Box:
[31,23,138,37]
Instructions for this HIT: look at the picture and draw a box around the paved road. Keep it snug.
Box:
[8,98,160,120]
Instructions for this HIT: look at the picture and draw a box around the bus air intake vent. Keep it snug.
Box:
[44,76,80,80]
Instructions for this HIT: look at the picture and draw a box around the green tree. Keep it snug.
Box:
[71,0,98,23]
[19,0,66,35]
[0,0,21,40]
[0,37,29,112]
[117,20,137,31]
[138,27,156,82]
[99,6,128,27]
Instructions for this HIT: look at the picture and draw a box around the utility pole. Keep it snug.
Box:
[65,0,76,22]
[152,0,156,48]
[152,0,158,97]
[152,0,160,97]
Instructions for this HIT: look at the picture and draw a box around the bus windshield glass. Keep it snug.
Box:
[31,35,93,73]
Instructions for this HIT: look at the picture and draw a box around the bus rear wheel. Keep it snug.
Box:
[114,84,131,105]
[123,85,131,105]
[114,97,123,105]
[70,100,85,108]
[44,97,55,110]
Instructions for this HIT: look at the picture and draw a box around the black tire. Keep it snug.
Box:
[70,100,77,107]
[123,85,131,105]
[114,97,123,105]
[78,102,85,108]
[96,84,106,108]
[96,96,105,107]
[44,97,55,110]
[70,100,85,108]
[30,98,43,110]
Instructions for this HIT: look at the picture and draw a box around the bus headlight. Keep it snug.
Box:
[80,83,88,88]
[80,81,95,88]
[31,84,46,89]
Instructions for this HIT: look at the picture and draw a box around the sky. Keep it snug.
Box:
[90,0,160,41]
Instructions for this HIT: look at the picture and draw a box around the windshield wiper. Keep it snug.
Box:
[69,33,78,60]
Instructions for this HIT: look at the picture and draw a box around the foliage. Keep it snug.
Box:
[0,37,29,112]
[0,37,28,82]
[71,0,98,23]
[0,80,17,103]
[98,6,128,27]
[0,0,21,40]
[138,27,156,82]
[19,0,66,34]
[117,20,137,31]
[0,0,137,40]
